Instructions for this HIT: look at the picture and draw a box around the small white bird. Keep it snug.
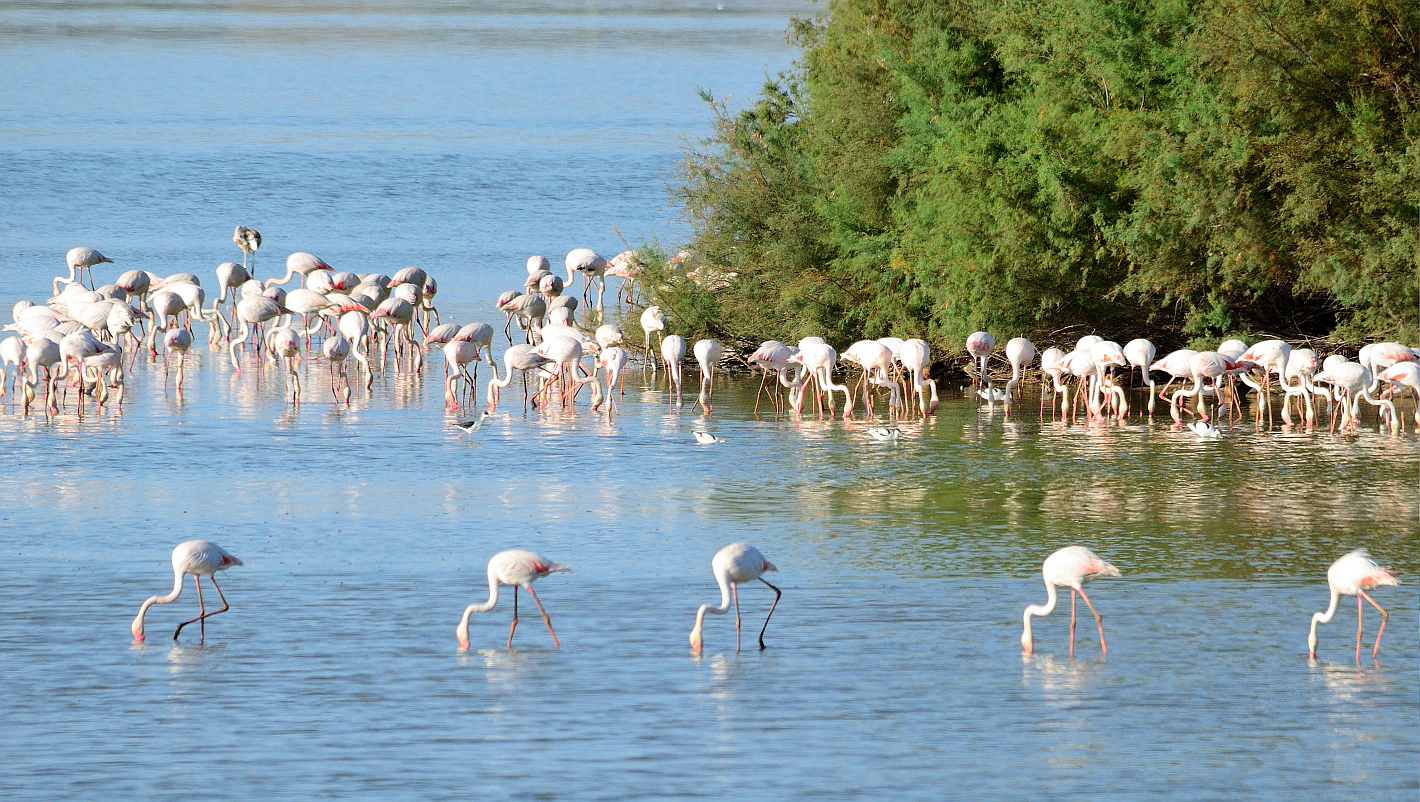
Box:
[693,431,726,444]
[978,388,1008,403]
[867,427,901,440]
[1186,421,1221,439]
[451,411,492,435]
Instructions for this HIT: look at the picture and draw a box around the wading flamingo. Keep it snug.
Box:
[1308,550,1397,662]
[689,542,781,652]
[456,549,569,649]
[966,331,995,393]
[661,334,687,407]
[1021,546,1120,657]
[1004,337,1036,403]
[693,338,724,412]
[55,247,113,295]
[131,540,242,642]
[641,306,666,369]
[233,226,261,274]
[265,252,332,289]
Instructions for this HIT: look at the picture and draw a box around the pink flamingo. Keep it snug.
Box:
[689,542,781,652]
[1021,546,1120,657]
[131,540,243,642]
[966,331,995,393]
[456,550,569,649]
[1308,550,1397,662]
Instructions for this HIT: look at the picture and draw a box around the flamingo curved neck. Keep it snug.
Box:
[1308,588,1340,654]
[133,565,185,639]
[456,572,503,645]
[1021,580,1058,650]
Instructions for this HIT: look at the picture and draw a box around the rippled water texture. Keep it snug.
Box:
[1,2,1417,799]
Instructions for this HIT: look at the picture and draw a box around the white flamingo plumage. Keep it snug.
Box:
[689,542,781,652]
[1308,550,1397,662]
[456,550,569,649]
[1021,546,1120,657]
[132,540,242,643]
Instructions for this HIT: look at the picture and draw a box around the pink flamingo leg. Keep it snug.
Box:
[1358,590,1389,659]
[1069,589,1077,658]
[1076,586,1107,655]
[508,586,519,648]
[732,583,742,652]
[758,578,781,650]
[173,575,231,641]
[1355,595,1363,664]
[525,586,559,648]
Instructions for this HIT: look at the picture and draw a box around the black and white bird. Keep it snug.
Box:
[693,431,725,444]
[451,412,493,435]
[1186,421,1220,439]
[867,427,901,441]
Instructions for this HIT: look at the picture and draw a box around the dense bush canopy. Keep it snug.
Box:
[664,0,1419,352]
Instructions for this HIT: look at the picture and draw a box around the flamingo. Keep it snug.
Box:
[789,339,853,418]
[688,542,781,652]
[899,338,937,415]
[323,334,353,403]
[456,550,569,649]
[214,261,251,330]
[272,328,302,402]
[966,331,995,394]
[1003,337,1036,408]
[233,226,261,274]
[1308,550,1397,662]
[597,345,629,407]
[661,334,687,407]
[606,250,642,306]
[641,306,666,369]
[229,295,283,373]
[1378,362,1420,430]
[131,540,242,643]
[1021,546,1120,657]
[265,252,332,289]
[692,338,724,412]
[443,340,481,407]
[1124,338,1157,416]
[487,344,553,411]
[842,340,899,418]
[55,247,113,295]
[747,340,799,415]
[566,248,609,309]
[164,328,193,389]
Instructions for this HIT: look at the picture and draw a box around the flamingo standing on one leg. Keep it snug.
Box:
[689,542,781,653]
[456,550,569,649]
[131,540,243,643]
[1021,546,1120,657]
[1308,550,1397,662]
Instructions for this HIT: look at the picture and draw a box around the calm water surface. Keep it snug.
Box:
[1,2,1417,799]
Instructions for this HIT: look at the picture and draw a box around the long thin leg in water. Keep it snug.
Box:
[732,582,742,652]
[1359,590,1389,659]
[176,575,202,641]
[1076,586,1107,656]
[1069,589,1077,657]
[508,586,519,647]
[758,578,781,650]
[526,586,559,648]
[1355,595,1363,663]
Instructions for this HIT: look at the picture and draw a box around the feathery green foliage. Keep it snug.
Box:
[669,0,1419,351]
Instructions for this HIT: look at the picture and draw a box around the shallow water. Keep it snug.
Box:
[2,1,1418,799]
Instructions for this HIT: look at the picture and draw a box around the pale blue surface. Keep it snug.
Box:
[0,2,1417,799]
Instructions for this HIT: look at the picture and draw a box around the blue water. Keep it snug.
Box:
[1,2,1417,799]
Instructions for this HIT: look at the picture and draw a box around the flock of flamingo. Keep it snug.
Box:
[5,235,1418,438]
[1,235,1407,661]
[133,538,1397,664]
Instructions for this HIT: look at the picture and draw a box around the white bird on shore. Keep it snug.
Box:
[693,431,725,444]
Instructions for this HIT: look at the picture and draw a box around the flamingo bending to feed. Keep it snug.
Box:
[640,306,666,369]
[693,338,724,412]
[1378,362,1420,430]
[566,248,609,309]
[487,344,553,411]
[899,338,938,415]
[132,540,242,642]
[1003,337,1036,411]
[1122,339,1156,416]
[55,247,113,294]
[966,331,995,394]
[1308,550,1397,662]
[265,252,332,289]
[747,340,798,415]
[1021,546,1120,657]
[456,550,569,649]
[689,542,781,652]
[661,334,687,407]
